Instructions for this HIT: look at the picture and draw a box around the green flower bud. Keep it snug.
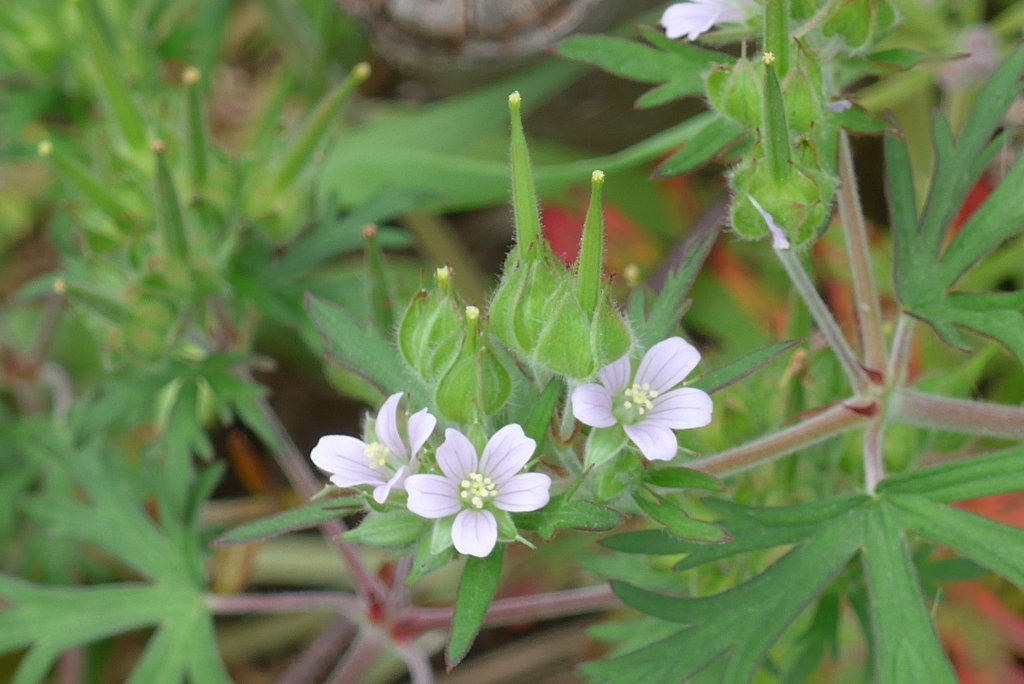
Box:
[822,0,898,54]
[591,451,643,504]
[398,267,464,383]
[434,306,512,422]
[781,58,824,135]
[706,59,763,130]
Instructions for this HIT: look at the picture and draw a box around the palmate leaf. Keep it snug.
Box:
[587,452,1024,684]
[3,434,230,684]
[888,44,1024,361]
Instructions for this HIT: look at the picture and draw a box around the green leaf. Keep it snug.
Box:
[556,35,731,106]
[515,495,623,540]
[521,379,562,454]
[688,340,801,394]
[864,49,932,70]
[778,591,840,684]
[861,503,957,684]
[447,545,504,669]
[890,44,1024,361]
[210,495,361,546]
[877,444,1024,502]
[601,495,868,570]
[889,494,1024,589]
[583,514,862,684]
[407,531,455,586]
[654,115,747,177]
[831,104,894,134]
[306,294,427,401]
[633,492,725,542]
[631,222,719,350]
[644,466,723,491]
[343,509,428,548]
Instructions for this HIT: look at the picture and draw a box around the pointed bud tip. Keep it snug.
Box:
[508,91,522,109]
[353,62,371,80]
[435,265,451,283]
[591,170,605,184]
[53,278,67,295]
[761,52,776,66]
[362,223,378,240]
[150,139,166,154]
[623,264,641,287]
[465,306,480,321]
[37,140,53,157]
[182,66,201,85]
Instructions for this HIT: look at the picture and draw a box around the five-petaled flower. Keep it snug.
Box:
[571,337,713,461]
[311,392,436,504]
[661,0,754,41]
[405,425,551,558]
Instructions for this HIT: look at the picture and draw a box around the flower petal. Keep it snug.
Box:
[635,337,702,394]
[311,435,386,487]
[571,384,617,428]
[661,1,719,40]
[405,474,461,518]
[748,195,790,250]
[495,473,552,512]
[643,388,714,430]
[479,424,536,485]
[623,423,680,461]
[436,428,478,481]
[407,408,436,457]
[374,392,407,461]
[452,509,498,558]
[372,465,408,504]
[598,354,632,395]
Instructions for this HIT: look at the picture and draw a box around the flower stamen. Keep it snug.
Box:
[459,472,497,509]
[364,442,391,469]
[623,383,658,416]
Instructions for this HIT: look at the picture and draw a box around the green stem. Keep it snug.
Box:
[688,397,876,475]
[837,130,886,376]
[890,390,1024,440]
[776,249,871,394]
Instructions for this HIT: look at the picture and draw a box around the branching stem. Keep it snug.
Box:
[326,631,385,684]
[688,397,876,475]
[863,419,885,494]
[776,249,872,394]
[887,314,916,387]
[206,591,362,615]
[837,130,886,375]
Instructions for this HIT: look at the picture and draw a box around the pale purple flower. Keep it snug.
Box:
[661,0,754,41]
[748,195,791,250]
[405,425,551,558]
[826,99,853,113]
[572,337,713,461]
[311,392,436,504]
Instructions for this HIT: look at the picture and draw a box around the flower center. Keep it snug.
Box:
[615,382,659,424]
[459,472,497,509]
[364,442,391,469]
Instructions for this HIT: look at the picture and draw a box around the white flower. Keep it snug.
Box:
[826,99,853,113]
[405,425,551,558]
[661,0,754,41]
[747,195,791,250]
[571,337,713,461]
[311,392,436,504]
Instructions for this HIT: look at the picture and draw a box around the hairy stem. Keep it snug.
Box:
[273,618,356,684]
[837,130,886,375]
[890,390,1024,440]
[862,419,885,494]
[206,591,362,614]
[399,643,436,684]
[688,397,877,475]
[776,249,872,394]
[326,631,385,684]
[246,372,388,602]
[887,314,916,387]
[398,584,619,633]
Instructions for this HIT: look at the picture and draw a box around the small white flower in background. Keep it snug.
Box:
[572,337,713,461]
[661,0,754,41]
[747,195,791,250]
[826,99,853,113]
[405,425,551,558]
[311,392,436,504]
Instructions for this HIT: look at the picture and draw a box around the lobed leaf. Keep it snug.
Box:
[688,340,801,395]
[877,444,1024,502]
[210,495,362,546]
[654,115,747,177]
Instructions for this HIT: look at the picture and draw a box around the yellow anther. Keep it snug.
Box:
[762,52,776,66]
[363,442,391,469]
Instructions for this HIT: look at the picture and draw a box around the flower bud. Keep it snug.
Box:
[822,0,897,54]
[706,59,763,130]
[398,268,464,383]
[433,307,512,422]
[781,53,824,135]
